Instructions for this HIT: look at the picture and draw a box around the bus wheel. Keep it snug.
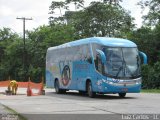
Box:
[118,93,126,98]
[87,82,95,98]
[55,80,61,94]
[62,89,66,94]
[79,90,86,95]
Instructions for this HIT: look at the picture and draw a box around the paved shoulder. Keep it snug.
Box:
[0,103,11,114]
[0,103,20,120]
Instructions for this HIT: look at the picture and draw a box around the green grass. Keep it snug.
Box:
[141,89,160,93]
[3,105,27,120]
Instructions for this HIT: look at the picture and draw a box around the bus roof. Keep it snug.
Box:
[48,37,137,51]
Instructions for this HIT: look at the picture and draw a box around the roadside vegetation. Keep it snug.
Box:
[0,0,160,90]
[3,105,27,120]
[141,89,160,93]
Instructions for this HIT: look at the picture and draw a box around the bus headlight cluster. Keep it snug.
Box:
[102,78,142,85]
[102,79,113,84]
[135,79,142,84]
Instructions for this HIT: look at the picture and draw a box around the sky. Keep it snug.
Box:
[0,0,148,35]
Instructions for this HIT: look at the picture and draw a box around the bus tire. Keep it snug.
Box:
[55,80,61,94]
[79,90,86,95]
[61,89,66,94]
[118,93,126,98]
[87,81,95,98]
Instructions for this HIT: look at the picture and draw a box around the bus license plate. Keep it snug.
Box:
[121,88,128,92]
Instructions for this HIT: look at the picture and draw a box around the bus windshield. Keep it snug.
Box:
[103,47,140,79]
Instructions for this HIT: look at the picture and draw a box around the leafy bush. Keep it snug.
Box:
[142,62,160,89]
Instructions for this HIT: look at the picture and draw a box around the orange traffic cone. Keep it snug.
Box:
[27,86,32,96]
[27,77,32,96]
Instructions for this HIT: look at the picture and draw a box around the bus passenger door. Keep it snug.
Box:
[95,54,105,75]
[95,50,106,76]
[94,50,107,91]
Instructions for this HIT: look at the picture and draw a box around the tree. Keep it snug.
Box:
[127,0,160,89]
[49,1,67,16]
[103,0,123,5]
[138,0,160,26]
[0,28,22,80]
[49,1,133,38]
[130,0,160,64]
[49,0,85,24]
[65,2,134,37]
[65,0,84,11]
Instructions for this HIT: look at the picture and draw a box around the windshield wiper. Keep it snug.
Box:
[115,60,135,78]
[115,66,123,78]
[123,60,135,78]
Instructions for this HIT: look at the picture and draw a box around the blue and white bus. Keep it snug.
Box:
[46,37,147,98]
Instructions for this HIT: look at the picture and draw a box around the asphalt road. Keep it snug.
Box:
[0,88,160,120]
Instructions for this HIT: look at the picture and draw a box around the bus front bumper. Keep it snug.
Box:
[96,78,142,93]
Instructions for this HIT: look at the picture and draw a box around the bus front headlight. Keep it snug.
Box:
[102,79,113,85]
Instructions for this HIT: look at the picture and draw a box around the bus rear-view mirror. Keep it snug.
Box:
[96,49,106,64]
[139,51,147,64]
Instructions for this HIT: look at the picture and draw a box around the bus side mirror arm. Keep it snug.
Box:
[139,51,147,64]
[96,49,106,64]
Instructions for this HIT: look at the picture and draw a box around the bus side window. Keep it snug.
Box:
[80,44,92,64]
[86,44,92,64]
